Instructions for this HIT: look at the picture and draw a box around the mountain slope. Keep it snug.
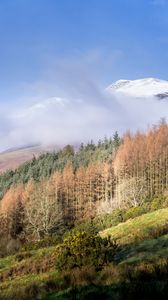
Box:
[0,145,58,173]
[107,77,168,99]
[0,208,168,300]
[100,208,168,245]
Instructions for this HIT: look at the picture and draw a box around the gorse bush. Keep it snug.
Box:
[56,231,118,270]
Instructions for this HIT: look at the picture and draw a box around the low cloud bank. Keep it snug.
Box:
[0,54,167,151]
[0,90,167,152]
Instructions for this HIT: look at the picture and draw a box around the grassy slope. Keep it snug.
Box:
[100,208,168,245]
[100,208,168,265]
[0,208,168,299]
[119,233,168,264]
[0,247,59,299]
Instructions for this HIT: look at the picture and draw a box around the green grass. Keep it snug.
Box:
[0,207,168,299]
[116,234,168,264]
[100,208,168,245]
[0,256,14,273]
[0,246,57,286]
[0,246,60,300]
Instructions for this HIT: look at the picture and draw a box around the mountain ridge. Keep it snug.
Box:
[0,144,59,173]
[107,77,168,99]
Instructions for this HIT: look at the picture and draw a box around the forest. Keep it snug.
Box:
[0,121,168,300]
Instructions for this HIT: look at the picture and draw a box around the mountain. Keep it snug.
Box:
[106,78,168,100]
[0,144,58,173]
[1,77,167,173]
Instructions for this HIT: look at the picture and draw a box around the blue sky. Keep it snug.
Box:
[0,0,168,100]
[0,0,168,150]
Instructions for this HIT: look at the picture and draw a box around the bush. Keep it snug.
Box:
[123,206,147,221]
[70,219,99,236]
[96,209,125,230]
[56,231,118,270]
[73,209,125,235]
[150,195,168,211]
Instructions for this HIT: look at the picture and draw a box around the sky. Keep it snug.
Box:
[0,0,168,150]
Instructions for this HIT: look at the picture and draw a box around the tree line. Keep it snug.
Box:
[0,132,120,199]
[0,122,168,246]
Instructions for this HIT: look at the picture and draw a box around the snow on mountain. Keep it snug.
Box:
[106,78,168,99]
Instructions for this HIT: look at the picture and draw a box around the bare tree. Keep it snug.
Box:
[116,176,148,208]
[24,180,63,240]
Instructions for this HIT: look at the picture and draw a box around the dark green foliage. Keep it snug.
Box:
[123,206,147,221]
[56,231,118,270]
[71,197,168,236]
[71,219,100,235]
[150,195,168,211]
[72,209,131,234]
[113,131,121,151]
[73,207,147,235]
[0,135,121,199]
[9,200,25,239]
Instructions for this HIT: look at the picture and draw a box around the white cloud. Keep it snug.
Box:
[0,51,167,152]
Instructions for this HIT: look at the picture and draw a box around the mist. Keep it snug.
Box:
[0,54,168,152]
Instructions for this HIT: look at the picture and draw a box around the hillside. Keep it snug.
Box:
[101,208,168,245]
[0,122,167,299]
[0,208,168,300]
[0,145,58,173]
[1,0,168,299]
[100,208,168,264]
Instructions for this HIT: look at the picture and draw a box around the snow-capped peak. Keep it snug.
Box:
[107,77,168,99]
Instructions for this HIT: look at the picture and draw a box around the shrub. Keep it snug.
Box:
[73,209,125,235]
[150,195,168,211]
[56,231,118,270]
[96,209,125,229]
[123,206,147,221]
[70,219,99,236]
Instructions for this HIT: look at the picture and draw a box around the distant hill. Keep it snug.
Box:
[0,145,58,173]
